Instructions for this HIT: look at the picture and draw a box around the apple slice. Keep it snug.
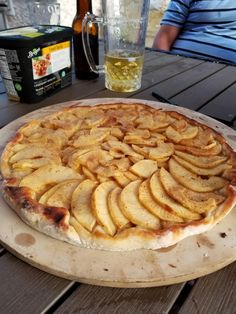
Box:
[130,159,158,178]
[179,127,214,147]
[159,167,217,213]
[71,179,98,232]
[131,144,150,158]
[165,125,198,143]
[174,142,222,156]
[150,172,201,220]
[73,128,110,147]
[119,180,161,230]
[9,144,59,163]
[148,142,174,160]
[113,173,131,187]
[124,171,139,181]
[108,187,130,229]
[91,180,118,236]
[12,156,61,170]
[139,179,183,222]
[74,149,113,167]
[169,158,228,192]
[39,180,76,205]
[136,113,154,129]
[45,180,80,209]
[173,155,230,176]
[19,165,83,195]
[82,166,97,181]
[107,140,144,160]
[174,150,228,168]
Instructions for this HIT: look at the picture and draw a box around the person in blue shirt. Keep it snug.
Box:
[152,0,236,63]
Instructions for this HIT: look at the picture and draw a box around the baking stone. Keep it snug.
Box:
[0,98,235,288]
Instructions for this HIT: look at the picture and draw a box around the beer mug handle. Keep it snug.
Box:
[82,13,104,74]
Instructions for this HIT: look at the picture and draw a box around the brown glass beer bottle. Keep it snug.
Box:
[72,0,99,79]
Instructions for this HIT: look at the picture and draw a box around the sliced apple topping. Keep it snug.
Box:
[108,187,130,229]
[136,112,154,129]
[131,144,150,158]
[174,142,222,156]
[148,142,174,160]
[130,159,158,178]
[113,173,131,187]
[69,149,113,169]
[72,128,110,147]
[91,180,118,236]
[43,180,79,209]
[71,179,98,232]
[9,144,59,163]
[124,171,139,181]
[26,128,68,148]
[19,165,83,195]
[165,125,198,143]
[82,109,108,128]
[169,158,228,192]
[173,155,231,176]
[150,172,201,220]
[12,157,61,170]
[139,179,184,222]
[119,180,161,230]
[159,167,217,213]
[39,180,74,205]
[174,150,228,168]
[107,140,144,160]
[179,127,214,148]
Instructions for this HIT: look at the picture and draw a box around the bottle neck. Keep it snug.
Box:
[76,0,92,16]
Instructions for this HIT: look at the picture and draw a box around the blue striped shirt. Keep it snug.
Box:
[161,0,236,63]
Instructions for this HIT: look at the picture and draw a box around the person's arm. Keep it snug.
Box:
[152,25,182,51]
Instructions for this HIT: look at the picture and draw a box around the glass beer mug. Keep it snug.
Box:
[82,0,150,92]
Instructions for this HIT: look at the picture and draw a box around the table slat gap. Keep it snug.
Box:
[179,262,236,314]
[151,62,226,100]
[89,58,204,100]
[41,282,79,314]
[0,253,74,314]
[54,283,185,314]
[171,65,236,111]
[169,280,197,314]
[0,246,5,255]
[199,81,236,123]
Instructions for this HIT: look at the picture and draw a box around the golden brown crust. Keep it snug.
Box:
[1,102,236,251]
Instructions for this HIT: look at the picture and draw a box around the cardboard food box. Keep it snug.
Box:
[0,25,72,103]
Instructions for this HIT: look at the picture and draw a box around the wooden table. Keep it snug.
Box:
[0,49,236,313]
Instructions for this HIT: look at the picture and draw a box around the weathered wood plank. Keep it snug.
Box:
[170,65,236,111]
[199,82,236,123]
[143,53,183,74]
[55,283,185,314]
[150,61,225,99]
[144,50,163,62]
[88,57,203,100]
[0,253,75,314]
[179,262,236,314]
[0,94,18,110]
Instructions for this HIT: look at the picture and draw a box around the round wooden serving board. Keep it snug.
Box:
[0,98,236,288]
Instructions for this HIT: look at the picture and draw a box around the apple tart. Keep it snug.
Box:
[1,102,236,251]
